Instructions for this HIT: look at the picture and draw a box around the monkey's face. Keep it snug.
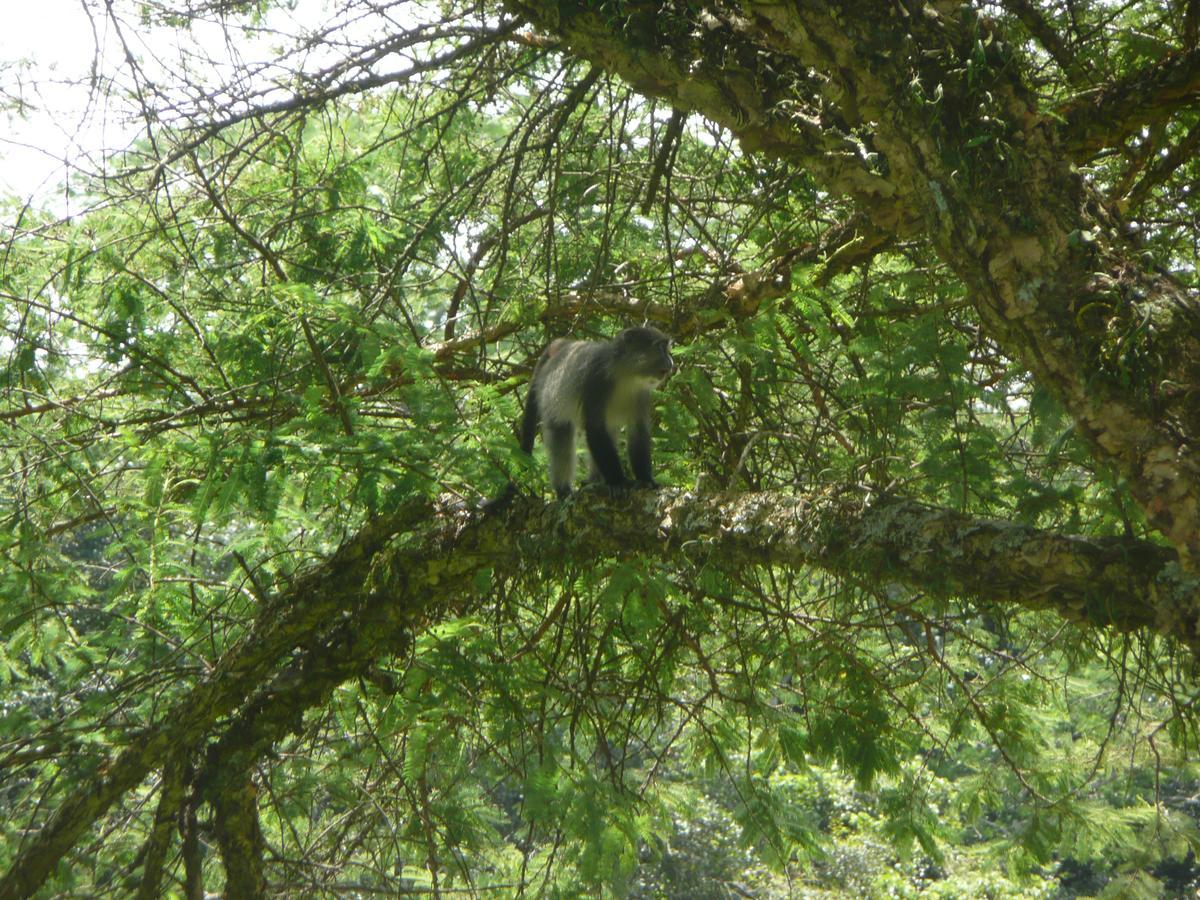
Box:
[615,326,675,387]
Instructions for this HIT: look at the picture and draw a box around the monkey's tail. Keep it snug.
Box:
[519,379,540,455]
[482,380,540,514]
[481,482,517,513]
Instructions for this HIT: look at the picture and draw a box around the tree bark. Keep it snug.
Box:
[180,786,204,900]
[212,777,267,899]
[134,756,186,900]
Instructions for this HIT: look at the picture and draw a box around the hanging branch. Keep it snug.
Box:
[641,108,686,214]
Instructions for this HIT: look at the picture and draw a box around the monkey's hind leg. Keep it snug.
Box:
[544,420,577,499]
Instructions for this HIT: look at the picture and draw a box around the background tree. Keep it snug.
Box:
[2,0,1200,895]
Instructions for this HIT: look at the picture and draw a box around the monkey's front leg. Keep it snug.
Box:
[584,424,629,492]
[629,392,660,489]
[582,389,629,492]
[628,421,659,489]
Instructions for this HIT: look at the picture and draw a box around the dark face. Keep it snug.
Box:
[616,326,675,381]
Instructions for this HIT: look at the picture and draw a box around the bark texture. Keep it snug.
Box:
[212,777,267,899]
[134,757,186,900]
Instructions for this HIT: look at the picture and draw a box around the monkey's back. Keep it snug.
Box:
[536,338,653,431]
[534,339,595,428]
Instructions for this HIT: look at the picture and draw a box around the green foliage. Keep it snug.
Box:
[2,1,1200,895]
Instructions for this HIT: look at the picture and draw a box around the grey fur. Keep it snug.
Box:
[509,326,674,503]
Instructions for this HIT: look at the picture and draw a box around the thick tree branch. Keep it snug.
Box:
[1061,47,1200,160]
[1000,0,1086,86]
[501,0,917,239]
[503,0,1200,567]
[642,108,687,214]
[212,777,267,899]
[133,756,186,900]
[194,616,414,804]
[2,487,1193,898]
[180,780,204,900]
[1123,118,1200,210]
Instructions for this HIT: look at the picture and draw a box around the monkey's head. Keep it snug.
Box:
[614,326,675,386]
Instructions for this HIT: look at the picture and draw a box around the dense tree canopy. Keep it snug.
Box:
[3,0,1200,894]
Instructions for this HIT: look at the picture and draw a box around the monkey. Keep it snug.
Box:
[486,326,674,508]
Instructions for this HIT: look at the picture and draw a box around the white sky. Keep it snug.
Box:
[0,0,343,206]
[0,0,111,199]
